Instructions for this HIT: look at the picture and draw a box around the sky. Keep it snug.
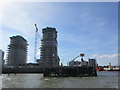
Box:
[0,2,119,66]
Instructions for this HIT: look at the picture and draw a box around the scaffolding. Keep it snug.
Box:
[7,35,28,66]
[40,27,60,68]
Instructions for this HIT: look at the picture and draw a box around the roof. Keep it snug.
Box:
[10,35,27,42]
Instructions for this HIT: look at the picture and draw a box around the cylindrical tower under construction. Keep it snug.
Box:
[40,27,60,68]
[7,35,28,66]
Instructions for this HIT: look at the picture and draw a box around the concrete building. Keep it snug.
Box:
[0,49,4,68]
[0,49,4,64]
[39,27,60,68]
[7,35,28,66]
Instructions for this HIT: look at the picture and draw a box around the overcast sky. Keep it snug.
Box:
[1,2,119,66]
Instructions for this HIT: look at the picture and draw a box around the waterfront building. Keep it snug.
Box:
[108,62,112,69]
[0,49,4,64]
[39,27,60,68]
[0,49,5,65]
[7,35,28,66]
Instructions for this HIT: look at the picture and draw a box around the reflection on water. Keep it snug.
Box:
[2,71,119,88]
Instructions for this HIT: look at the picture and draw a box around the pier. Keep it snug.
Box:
[2,66,97,77]
[43,66,97,77]
[2,67,43,74]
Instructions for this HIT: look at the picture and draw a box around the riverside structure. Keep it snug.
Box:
[7,35,28,66]
[2,27,97,77]
[37,27,60,68]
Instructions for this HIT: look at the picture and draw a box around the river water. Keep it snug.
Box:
[1,71,119,88]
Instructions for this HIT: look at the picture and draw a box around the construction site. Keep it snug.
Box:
[2,25,97,77]
[7,35,28,66]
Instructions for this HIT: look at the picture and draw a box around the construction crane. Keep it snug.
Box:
[34,24,38,63]
[69,53,85,66]
[68,55,80,66]
[71,55,80,62]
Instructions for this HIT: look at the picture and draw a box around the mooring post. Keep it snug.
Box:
[8,67,10,76]
[43,67,47,77]
[94,68,97,76]
[77,66,79,76]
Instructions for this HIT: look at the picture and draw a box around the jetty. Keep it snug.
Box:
[43,66,97,77]
[2,66,97,77]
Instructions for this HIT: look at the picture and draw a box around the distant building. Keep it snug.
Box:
[39,27,60,68]
[0,49,4,65]
[7,35,28,66]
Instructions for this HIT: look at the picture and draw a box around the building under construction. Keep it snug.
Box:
[38,27,60,68]
[7,35,28,66]
[2,28,97,77]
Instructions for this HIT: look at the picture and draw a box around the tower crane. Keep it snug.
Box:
[34,24,38,63]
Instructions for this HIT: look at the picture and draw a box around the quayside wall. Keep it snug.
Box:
[2,66,97,77]
[2,67,43,74]
[43,66,97,77]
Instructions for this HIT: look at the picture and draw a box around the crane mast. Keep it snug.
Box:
[34,24,38,63]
